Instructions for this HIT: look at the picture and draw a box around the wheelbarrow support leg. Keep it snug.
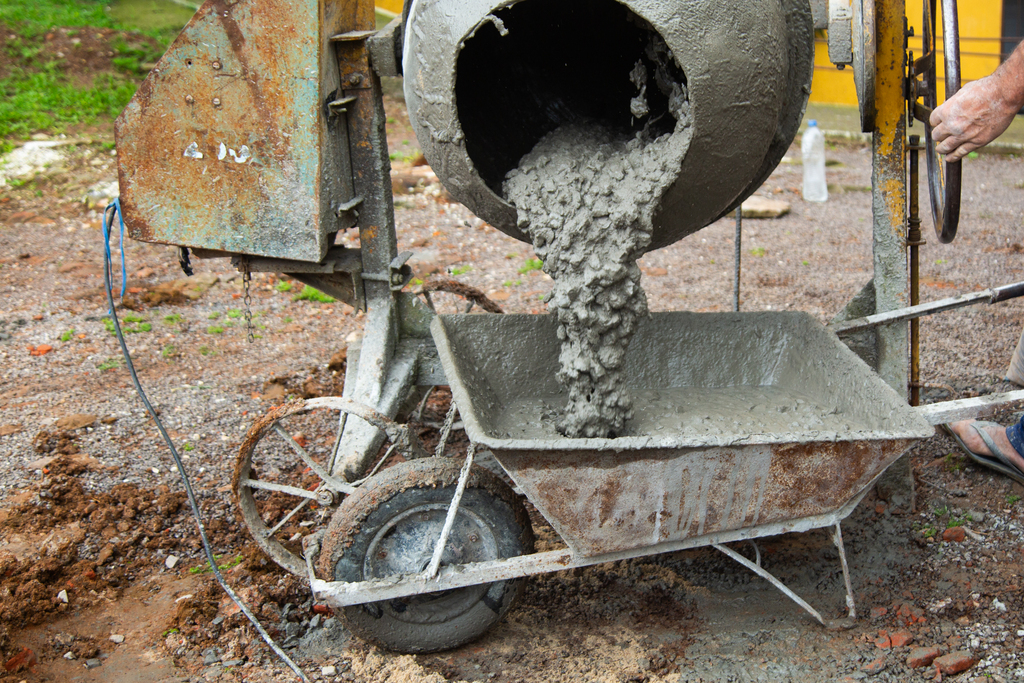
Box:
[712,543,827,626]
[832,522,857,620]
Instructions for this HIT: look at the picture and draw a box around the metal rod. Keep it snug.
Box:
[272,424,356,494]
[240,478,319,499]
[425,443,476,579]
[310,490,871,608]
[266,497,313,538]
[733,205,742,312]
[713,543,826,626]
[908,135,923,406]
[830,281,1024,335]
[831,523,857,619]
[915,389,1024,424]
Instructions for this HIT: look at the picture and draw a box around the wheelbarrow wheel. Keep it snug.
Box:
[235,397,421,576]
[317,457,534,653]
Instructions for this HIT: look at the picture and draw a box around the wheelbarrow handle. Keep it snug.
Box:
[831,280,1024,336]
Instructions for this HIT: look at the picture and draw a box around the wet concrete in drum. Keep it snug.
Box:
[503,55,691,438]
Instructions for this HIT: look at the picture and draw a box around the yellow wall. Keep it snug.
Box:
[376,0,402,15]
[810,0,1004,106]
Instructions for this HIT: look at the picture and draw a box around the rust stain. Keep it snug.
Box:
[596,478,622,527]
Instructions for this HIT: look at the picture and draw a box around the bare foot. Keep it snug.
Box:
[948,419,1024,473]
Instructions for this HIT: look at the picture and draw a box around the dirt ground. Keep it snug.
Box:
[3,93,1024,683]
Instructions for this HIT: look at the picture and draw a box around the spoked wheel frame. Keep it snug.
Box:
[234,397,421,576]
[919,0,962,243]
[317,457,534,653]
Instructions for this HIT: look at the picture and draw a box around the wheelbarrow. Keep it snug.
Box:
[234,308,1022,653]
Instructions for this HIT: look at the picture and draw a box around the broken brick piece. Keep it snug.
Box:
[934,652,976,675]
[907,646,942,668]
[891,631,913,648]
[942,527,966,543]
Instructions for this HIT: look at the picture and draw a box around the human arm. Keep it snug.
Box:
[929,40,1024,161]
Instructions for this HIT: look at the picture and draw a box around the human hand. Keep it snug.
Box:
[929,75,1018,162]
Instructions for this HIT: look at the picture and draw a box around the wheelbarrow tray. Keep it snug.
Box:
[431,311,934,557]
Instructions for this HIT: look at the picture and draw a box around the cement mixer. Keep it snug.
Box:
[113,0,1024,655]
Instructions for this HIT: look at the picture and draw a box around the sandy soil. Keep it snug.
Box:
[1,101,1024,683]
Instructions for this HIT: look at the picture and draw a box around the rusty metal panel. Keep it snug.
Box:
[115,0,356,262]
[491,438,914,557]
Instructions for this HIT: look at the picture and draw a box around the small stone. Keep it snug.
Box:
[222,659,244,667]
[870,606,888,618]
[322,665,337,676]
[890,631,913,647]
[54,413,97,430]
[992,598,1007,613]
[739,195,791,218]
[907,646,942,668]
[97,545,115,566]
[967,510,985,523]
[56,590,68,604]
[84,659,102,669]
[309,614,321,630]
[942,526,966,543]
[862,657,886,674]
[875,634,891,649]
[934,651,976,675]
[202,650,221,666]
[211,616,225,627]
[165,555,179,570]
[63,651,76,660]
[108,635,124,644]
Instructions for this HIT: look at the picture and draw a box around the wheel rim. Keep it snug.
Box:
[363,502,499,623]
[235,405,350,576]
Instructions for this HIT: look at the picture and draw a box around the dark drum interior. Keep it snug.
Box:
[455,0,685,193]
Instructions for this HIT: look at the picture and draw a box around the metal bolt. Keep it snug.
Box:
[469,533,479,543]
[347,73,363,86]
[212,97,222,108]
[315,489,335,506]
[185,95,194,104]
[377,550,387,559]
[212,61,222,70]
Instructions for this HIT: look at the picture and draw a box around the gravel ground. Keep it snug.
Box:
[1,121,1024,682]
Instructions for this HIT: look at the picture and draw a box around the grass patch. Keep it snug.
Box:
[292,285,334,303]
[518,258,543,274]
[103,315,149,334]
[749,247,767,257]
[162,313,182,325]
[207,312,220,320]
[188,554,243,575]
[450,265,472,276]
[1007,494,1021,506]
[59,328,74,342]
[198,345,214,356]
[97,357,123,371]
[226,309,242,319]
[160,344,176,358]
[274,281,293,292]
[206,325,224,334]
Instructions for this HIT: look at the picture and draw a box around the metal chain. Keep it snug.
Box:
[242,258,255,344]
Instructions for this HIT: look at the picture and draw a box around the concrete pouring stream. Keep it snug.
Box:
[502,37,692,438]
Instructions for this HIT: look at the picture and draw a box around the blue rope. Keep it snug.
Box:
[103,198,128,302]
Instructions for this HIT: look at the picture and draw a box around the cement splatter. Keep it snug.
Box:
[503,42,691,438]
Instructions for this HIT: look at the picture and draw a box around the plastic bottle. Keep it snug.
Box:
[801,120,828,202]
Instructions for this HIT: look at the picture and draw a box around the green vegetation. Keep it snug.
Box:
[0,0,189,147]
[292,285,335,303]
[160,344,176,358]
[198,345,214,356]
[97,357,123,371]
[943,452,965,473]
[503,279,522,287]
[188,554,243,575]
[749,247,767,257]
[450,265,472,276]
[518,258,543,274]
[207,312,220,320]
[207,325,224,334]
[103,315,149,334]
[162,313,182,325]
[181,442,194,452]
[226,309,242,319]
[274,281,293,292]
[1007,494,1022,505]
[59,328,74,342]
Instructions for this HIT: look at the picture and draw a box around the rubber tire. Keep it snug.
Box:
[318,458,534,653]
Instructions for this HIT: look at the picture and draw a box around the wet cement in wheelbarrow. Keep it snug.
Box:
[491,386,872,440]
[503,42,691,439]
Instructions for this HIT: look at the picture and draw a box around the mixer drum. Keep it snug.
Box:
[403,0,813,252]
